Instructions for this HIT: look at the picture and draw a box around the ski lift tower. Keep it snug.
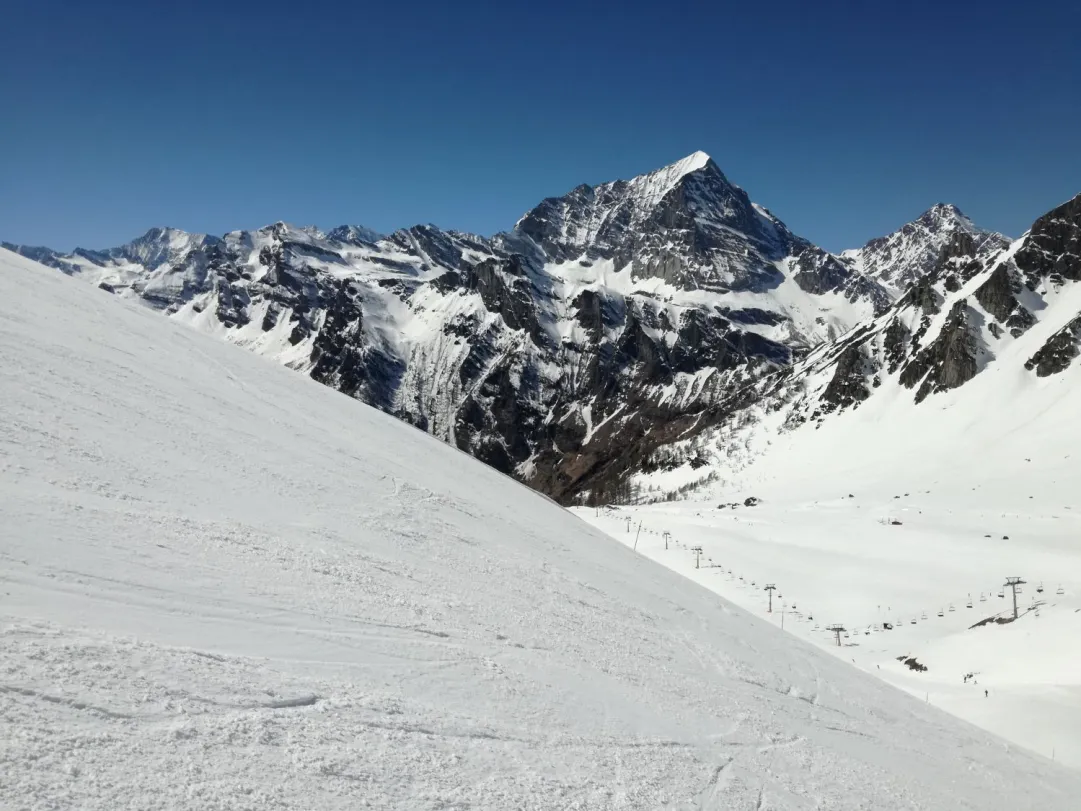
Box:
[764,583,777,613]
[691,546,703,569]
[826,624,846,647]
[1004,577,1026,620]
[662,531,671,550]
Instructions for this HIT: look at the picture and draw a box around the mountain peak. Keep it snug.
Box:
[129,226,188,245]
[669,150,713,175]
[327,224,384,245]
[639,150,719,194]
[915,203,971,229]
[843,203,1007,290]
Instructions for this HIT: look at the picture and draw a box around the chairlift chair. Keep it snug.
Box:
[998,590,1005,598]
[1036,582,1044,594]
[979,592,986,602]
[921,611,927,620]
[949,604,956,612]
[1057,585,1065,595]
[937,609,944,617]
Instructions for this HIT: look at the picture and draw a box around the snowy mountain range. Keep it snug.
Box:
[11,152,1061,506]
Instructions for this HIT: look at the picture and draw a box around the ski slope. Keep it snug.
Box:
[3,245,1081,809]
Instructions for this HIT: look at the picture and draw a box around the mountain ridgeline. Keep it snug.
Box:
[9,154,1076,504]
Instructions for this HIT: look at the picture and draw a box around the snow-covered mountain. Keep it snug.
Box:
[5,152,897,504]
[5,245,1081,809]
[631,192,1081,496]
[839,203,1009,293]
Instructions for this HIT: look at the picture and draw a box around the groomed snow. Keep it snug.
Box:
[3,246,1081,809]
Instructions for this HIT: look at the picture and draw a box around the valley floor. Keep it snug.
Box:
[574,492,1081,768]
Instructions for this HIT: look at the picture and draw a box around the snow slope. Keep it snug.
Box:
[3,246,1081,809]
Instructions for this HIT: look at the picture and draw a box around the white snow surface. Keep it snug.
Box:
[3,246,1081,809]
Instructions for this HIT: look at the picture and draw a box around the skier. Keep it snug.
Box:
[984,690,988,698]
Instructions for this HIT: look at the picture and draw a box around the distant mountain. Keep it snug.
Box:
[840,203,1009,293]
[7,153,1024,504]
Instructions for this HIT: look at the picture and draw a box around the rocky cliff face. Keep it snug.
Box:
[10,153,1040,505]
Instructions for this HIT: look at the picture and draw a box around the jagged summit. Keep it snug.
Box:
[914,203,976,231]
[841,202,1008,291]
[512,151,723,243]
[922,202,964,217]
[327,224,385,245]
[512,150,814,292]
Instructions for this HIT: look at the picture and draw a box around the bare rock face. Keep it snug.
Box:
[1025,316,1081,377]
[1014,194,1081,288]
[973,264,1036,338]
[792,247,892,314]
[821,343,875,412]
[900,300,981,403]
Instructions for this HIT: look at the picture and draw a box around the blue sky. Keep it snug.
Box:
[3,0,1078,252]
